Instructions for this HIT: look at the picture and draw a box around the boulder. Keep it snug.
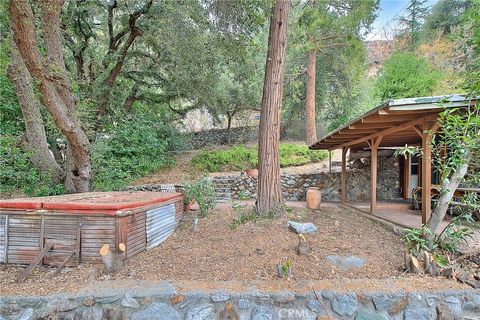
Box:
[288,221,318,234]
[325,255,365,271]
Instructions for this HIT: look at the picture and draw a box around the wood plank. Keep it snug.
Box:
[18,243,54,283]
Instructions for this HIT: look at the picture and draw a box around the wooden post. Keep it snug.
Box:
[341,147,347,203]
[370,137,383,214]
[421,126,432,224]
[329,150,332,173]
[403,154,410,199]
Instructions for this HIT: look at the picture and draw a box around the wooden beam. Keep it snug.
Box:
[329,151,332,173]
[412,126,423,138]
[362,114,422,123]
[337,114,438,150]
[380,108,441,115]
[341,147,347,204]
[370,137,383,214]
[421,120,440,224]
[349,123,398,129]
[403,153,410,199]
[339,129,378,134]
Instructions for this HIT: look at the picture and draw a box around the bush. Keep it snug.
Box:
[183,175,217,217]
[191,143,329,172]
[91,117,183,191]
[0,135,65,197]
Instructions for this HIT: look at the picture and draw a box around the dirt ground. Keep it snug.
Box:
[1,203,422,296]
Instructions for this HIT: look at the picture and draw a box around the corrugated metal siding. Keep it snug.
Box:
[43,216,79,266]
[80,216,116,264]
[146,204,176,249]
[124,212,147,258]
[6,215,41,264]
[0,215,6,263]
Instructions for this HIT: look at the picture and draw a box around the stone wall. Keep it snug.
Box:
[1,281,478,320]
[188,126,258,149]
[222,155,401,202]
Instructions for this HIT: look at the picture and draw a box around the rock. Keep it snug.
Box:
[131,303,180,320]
[237,298,250,310]
[120,294,140,309]
[462,293,480,314]
[404,307,434,320]
[437,303,462,320]
[170,294,185,305]
[103,306,125,320]
[18,308,34,320]
[286,180,296,186]
[288,221,318,234]
[251,305,278,320]
[211,292,230,302]
[81,307,103,320]
[355,309,388,320]
[83,297,95,306]
[306,300,323,314]
[331,293,357,316]
[95,296,120,304]
[325,255,365,271]
[46,298,78,313]
[185,304,215,320]
[372,294,402,311]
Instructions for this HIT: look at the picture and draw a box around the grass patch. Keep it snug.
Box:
[192,143,329,172]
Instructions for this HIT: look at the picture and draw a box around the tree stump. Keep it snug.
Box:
[99,243,126,274]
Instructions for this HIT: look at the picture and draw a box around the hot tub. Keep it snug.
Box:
[0,192,184,265]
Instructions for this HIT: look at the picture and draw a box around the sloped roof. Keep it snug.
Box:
[309,94,478,150]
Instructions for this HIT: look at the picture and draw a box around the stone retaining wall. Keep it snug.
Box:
[1,281,478,320]
[225,155,400,201]
[188,126,258,149]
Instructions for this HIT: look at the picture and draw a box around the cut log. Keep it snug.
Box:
[297,234,309,256]
[410,256,421,274]
[99,243,126,274]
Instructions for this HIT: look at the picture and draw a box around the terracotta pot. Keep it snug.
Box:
[245,168,258,178]
[184,201,196,212]
[306,187,322,209]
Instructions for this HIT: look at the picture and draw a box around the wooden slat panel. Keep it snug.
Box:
[7,216,41,264]
[0,215,5,263]
[80,216,115,263]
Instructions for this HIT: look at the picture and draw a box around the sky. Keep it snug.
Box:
[366,0,439,41]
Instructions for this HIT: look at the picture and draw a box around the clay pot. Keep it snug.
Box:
[245,168,258,178]
[306,187,322,209]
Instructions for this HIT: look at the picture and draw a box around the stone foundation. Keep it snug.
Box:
[1,281,478,320]
[224,155,401,202]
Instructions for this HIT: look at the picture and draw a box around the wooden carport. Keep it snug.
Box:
[309,95,477,224]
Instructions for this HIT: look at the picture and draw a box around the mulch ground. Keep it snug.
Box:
[1,204,419,295]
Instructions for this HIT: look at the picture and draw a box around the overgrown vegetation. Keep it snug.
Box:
[0,136,65,196]
[91,116,186,191]
[183,175,217,218]
[191,143,329,172]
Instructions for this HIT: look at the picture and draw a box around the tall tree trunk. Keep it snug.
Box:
[9,0,92,193]
[256,0,289,214]
[7,42,64,184]
[305,49,317,145]
[426,156,470,239]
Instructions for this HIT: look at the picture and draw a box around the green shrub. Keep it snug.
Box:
[0,135,65,197]
[183,175,217,217]
[191,143,328,172]
[91,117,182,191]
